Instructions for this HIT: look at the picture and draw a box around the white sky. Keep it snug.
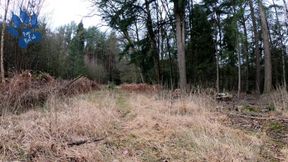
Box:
[41,0,106,30]
[1,0,286,31]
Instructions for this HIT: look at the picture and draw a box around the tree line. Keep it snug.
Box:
[91,0,288,93]
[1,0,288,93]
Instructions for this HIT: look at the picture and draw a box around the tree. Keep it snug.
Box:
[67,21,86,78]
[240,3,250,93]
[0,0,10,83]
[271,0,286,88]
[144,0,161,83]
[248,0,261,94]
[173,0,187,91]
[186,4,215,86]
[106,32,120,83]
[202,0,223,92]
[259,0,272,93]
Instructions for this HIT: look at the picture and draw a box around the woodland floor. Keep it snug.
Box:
[221,93,288,161]
[1,89,288,161]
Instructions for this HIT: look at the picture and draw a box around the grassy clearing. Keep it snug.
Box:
[0,90,263,161]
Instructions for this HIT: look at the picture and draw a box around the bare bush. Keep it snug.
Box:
[0,71,100,115]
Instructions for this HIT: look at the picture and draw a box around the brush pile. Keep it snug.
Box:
[0,71,100,115]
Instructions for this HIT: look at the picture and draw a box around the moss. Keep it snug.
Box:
[268,122,285,133]
[242,105,259,113]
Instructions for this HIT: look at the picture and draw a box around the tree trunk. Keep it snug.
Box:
[237,33,241,98]
[241,13,249,93]
[248,0,261,94]
[282,0,288,34]
[272,0,286,88]
[174,1,187,91]
[167,35,174,89]
[216,47,220,93]
[216,12,222,93]
[259,0,272,93]
[0,0,10,83]
[145,0,161,84]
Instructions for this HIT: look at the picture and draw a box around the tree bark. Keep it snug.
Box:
[174,0,187,91]
[237,34,241,98]
[259,0,272,93]
[248,0,261,94]
[0,0,11,83]
[272,0,286,88]
[282,0,288,34]
[167,35,174,89]
[216,12,222,93]
[145,0,161,84]
[241,12,249,93]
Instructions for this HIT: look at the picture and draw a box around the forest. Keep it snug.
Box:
[1,0,288,161]
[0,0,286,93]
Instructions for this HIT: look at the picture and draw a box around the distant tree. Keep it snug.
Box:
[248,0,261,94]
[186,4,215,86]
[144,0,161,83]
[259,0,272,93]
[0,0,11,83]
[106,32,120,84]
[202,0,223,92]
[66,21,86,78]
[271,0,286,88]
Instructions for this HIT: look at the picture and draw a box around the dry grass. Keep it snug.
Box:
[0,91,118,161]
[0,90,263,161]
[106,92,262,162]
[267,87,288,113]
[0,72,100,115]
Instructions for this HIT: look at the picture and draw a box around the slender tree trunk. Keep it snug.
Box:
[145,0,161,84]
[248,0,261,94]
[283,0,288,88]
[242,17,249,93]
[167,35,174,89]
[237,37,241,98]
[216,47,220,93]
[283,0,288,34]
[214,25,220,93]
[0,0,11,83]
[259,0,272,93]
[124,26,144,83]
[174,1,187,91]
[272,0,286,88]
[215,12,222,93]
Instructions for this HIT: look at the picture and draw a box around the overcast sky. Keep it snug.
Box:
[1,0,285,31]
[41,0,105,30]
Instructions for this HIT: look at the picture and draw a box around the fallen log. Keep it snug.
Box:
[67,137,105,147]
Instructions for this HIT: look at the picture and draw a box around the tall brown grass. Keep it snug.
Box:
[0,90,262,161]
[0,91,118,161]
[268,87,288,113]
[114,92,262,161]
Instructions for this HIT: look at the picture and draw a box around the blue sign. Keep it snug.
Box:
[7,9,42,48]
